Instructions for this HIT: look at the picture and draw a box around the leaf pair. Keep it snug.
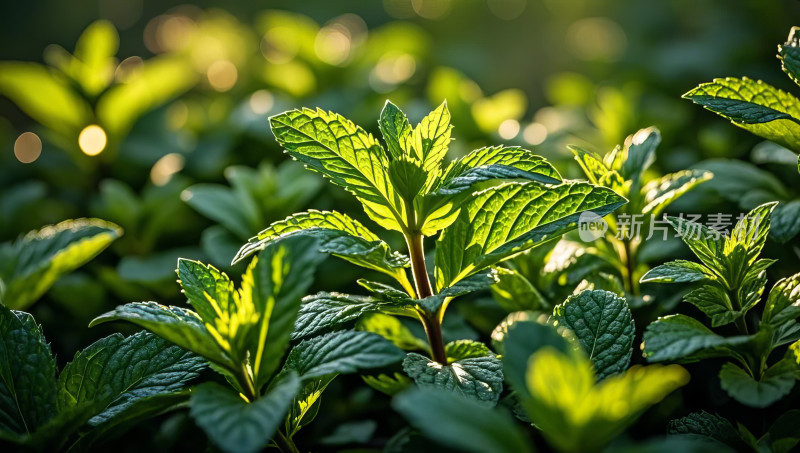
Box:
[0,305,204,450]
[501,313,688,453]
[0,218,121,310]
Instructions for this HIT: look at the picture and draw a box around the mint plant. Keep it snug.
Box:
[641,202,800,407]
[0,218,121,310]
[684,27,800,242]
[232,101,626,405]
[669,410,800,452]
[92,236,404,453]
[0,304,203,451]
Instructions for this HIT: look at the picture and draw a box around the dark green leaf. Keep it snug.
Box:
[772,200,800,243]
[284,331,404,381]
[640,260,715,283]
[668,411,747,451]
[392,388,532,453]
[552,290,634,379]
[189,373,299,453]
[763,272,800,326]
[642,170,714,216]
[684,285,737,327]
[779,26,800,87]
[490,267,545,312]
[642,315,750,363]
[293,292,378,340]
[402,353,503,406]
[719,360,796,408]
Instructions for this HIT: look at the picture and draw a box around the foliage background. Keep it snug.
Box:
[2,0,800,450]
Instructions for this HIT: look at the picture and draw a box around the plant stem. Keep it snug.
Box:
[274,431,300,453]
[405,232,447,364]
[237,363,258,402]
[729,290,749,335]
[622,237,637,295]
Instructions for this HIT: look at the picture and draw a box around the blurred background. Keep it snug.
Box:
[2,0,800,450]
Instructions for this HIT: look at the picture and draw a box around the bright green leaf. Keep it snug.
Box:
[445,340,492,361]
[642,170,714,216]
[490,267,545,312]
[357,313,428,351]
[640,260,715,284]
[763,272,800,326]
[642,314,750,363]
[378,100,413,160]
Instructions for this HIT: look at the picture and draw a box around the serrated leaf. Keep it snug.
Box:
[779,27,800,88]
[0,219,121,310]
[569,145,609,185]
[0,306,57,435]
[642,314,751,363]
[379,100,413,160]
[683,77,800,152]
[445,340,492,361]
[232,210,408,281]
[642,170,714,216]
[177,259,235,324]
[403,352,503,406]
[684,285,738,327]
[552,290,634,380]
[269,108,407,231]
[668,411,747,451]
[357,313,428,351]
[293,292,379,340]
[490,267,545,312]
[189,373,300,453]
[640,260,715,283]
[90,302,232,369]
[389,157,429,200]
[412,101,452,174]
[434,181,626,290]
[284,331,404,381]
[718,360,796,408]
[665,216,725,274]
[725,202,777,266]
[763,272,800,326]
[58,331,204,424]
[285,374,335,437]
[521,346,688,452]
[392,388,533,453]
[435,146,562,196]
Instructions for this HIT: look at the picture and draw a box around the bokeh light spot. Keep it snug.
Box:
[249,90,275,115]
[207,59,238,92]
[523,122,548,145]
[79,125,107,156]
[151,153,185,186]
[498,119,520,140]
[14,132,42,164]
[411,0,453,19]
[566,17,627,62]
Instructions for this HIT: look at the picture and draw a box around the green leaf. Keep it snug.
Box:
[181,184,258,239]
[97,55,198,136]
[361,372,411,396]
[665,216,725,274]
[177,259,235,325]
[683,77,800,152]
[761,409,800,453]
[90,302,232,370]
[668,411,747,451]
[642,170,714,216]
[388,157,429,200]
[692,159,790,202]
[569,145,609,185]
[521,346,689,452]
[725,202,777,265]
[0,62,91,134]
[434,181,626,290]
[357,313,428,351]
[0,306,57,436]
[232,210,408,281]
[501,318,578,397]
[763,272,800,326]
[57,331,204,424]
[189,373,300,453]
[445,340,492,361]
[772,200,800,243]
[402,352,503,406]
[378,100,413,160]
[490,267,545,312]
[269,108,407,232]
[642,314,750,363]
[412,100,452,174]
[392,388,533,453]
[684,285,738,327]
[718,360,796,408]
[640,260,715,283]
[779,26,800,88]
[621,127,660,182]
[552,290,634,380]
[73,20,119,96]
[284,331,404,381]
[293,292,378,340]
[435,146,562,196]
[285,375,335,437]
[0,219,121,310]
